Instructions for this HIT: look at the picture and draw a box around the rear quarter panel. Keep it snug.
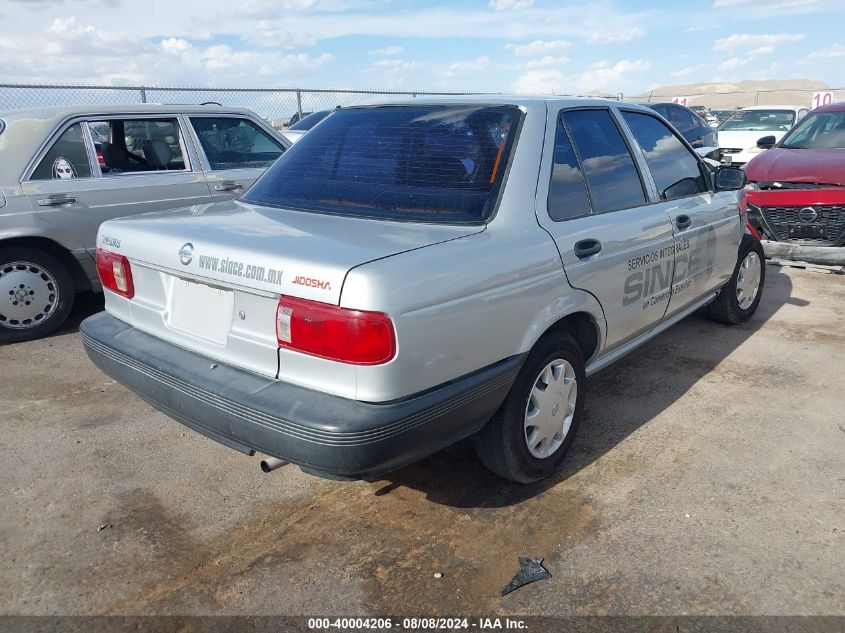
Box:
[339,225,605,402]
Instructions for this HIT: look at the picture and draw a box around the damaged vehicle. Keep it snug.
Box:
[745,102,845,265]
[80,97,762,483]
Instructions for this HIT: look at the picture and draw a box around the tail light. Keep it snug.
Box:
[96,248,134,299]
[276,296,395,365]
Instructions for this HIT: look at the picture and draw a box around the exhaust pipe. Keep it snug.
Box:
[260,456,287,473]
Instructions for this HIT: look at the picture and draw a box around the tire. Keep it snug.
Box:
[0,247,75,344]
[708,237,765,325]
[475,331,585,483]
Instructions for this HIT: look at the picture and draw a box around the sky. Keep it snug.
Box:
[0,0,843,96]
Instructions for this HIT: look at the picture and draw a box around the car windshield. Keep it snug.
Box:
[243,105,520,224]
[288,110,331,131]
[779,110,845,149]
[719,110,795,132]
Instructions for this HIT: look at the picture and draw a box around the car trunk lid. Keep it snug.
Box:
[98,199,483,377]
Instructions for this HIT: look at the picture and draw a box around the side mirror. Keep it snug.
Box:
[715,166,747,191]
[756,135,777,150]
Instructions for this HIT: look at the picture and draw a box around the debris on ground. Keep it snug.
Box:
[501,557,551,596]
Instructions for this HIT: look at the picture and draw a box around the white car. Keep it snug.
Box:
[718,105,810,166]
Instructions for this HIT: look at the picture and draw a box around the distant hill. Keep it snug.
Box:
[636,79,832,109]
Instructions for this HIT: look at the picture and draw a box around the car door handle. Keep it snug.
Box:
[214,181,244,192]
[574,239,602,259]
[37,195,77,206]
[676,215,693,230]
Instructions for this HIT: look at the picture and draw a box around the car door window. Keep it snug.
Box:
[30,123,93,180]
[88,118,187,174]
[190,117,285,170]
[560,109,646,214]
[622,111,709,201]
[547,119,591,221]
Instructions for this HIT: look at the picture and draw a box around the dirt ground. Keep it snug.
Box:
[1,264,843,618]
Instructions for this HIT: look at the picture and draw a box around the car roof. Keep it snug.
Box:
[0,102,258,122]
[740,105,806,111]
[339,94,619,106]
[814,102,845,113]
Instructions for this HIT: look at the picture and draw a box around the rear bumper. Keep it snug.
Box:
[80,312,520,478]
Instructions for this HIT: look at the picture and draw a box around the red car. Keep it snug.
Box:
[744,102,845,264]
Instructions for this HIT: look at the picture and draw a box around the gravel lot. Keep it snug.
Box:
[1,264,843,618]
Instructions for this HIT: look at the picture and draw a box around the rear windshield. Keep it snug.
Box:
[719,110,795,132]
[288,110,331,131]
[242,105,521,224]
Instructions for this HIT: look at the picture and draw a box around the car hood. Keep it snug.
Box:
[744,147,845,186]
[717,129,788,150]
[98,199,484,305]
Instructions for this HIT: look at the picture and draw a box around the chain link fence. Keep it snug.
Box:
[2,83,842,127]
[0,84,506,129]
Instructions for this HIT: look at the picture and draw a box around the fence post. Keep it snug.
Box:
[296,90,303,117]
[139,86,147,103]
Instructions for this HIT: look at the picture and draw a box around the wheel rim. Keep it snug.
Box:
[0,261,60,329]
[735,251,761,310]
[524,358,578,459]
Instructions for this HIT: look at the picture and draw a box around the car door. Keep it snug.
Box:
[535,107,677,353]
[619,109,740,319]
[187,115,287,201]
[22,115,213,254]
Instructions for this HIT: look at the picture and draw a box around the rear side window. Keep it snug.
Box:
[243,106,520,224]
[561,109,646,214]
[31,123,92,180]
[622,112,708,200]
[190,117,286,170]
[89,118,187,174]
[547,120,591,221]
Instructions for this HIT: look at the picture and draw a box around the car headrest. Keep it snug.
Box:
[100,142,129,171]
[142,140,173,169]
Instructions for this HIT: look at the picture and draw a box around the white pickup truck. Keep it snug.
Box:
[81,97,764,483]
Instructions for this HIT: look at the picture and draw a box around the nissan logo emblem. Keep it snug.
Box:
[179,242,194,265]
[797,207,818,223]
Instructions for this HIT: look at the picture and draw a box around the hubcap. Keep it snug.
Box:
[735,251,761,310]
[524,359,578,459]
[0,261,59,329]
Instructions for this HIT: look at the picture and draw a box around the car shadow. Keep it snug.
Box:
[370,265,804,509]
[51,291,104,338]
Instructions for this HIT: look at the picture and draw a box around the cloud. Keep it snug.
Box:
[588,27,645,44]
[808,43,845,59]
[710,0,838,13]
[506,39,572,56]
[488,0,533,10]
[670,64,707,79]
[246,20,317,48]
[524,56,570,68]
[369,46,404,56]
[713,33,805,53]
[512,69,566,93]
[446,56,491,76]
[0,17,334,85]
[512,58,650,95]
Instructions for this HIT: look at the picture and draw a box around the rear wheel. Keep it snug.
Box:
[0,247,74,343]
[708,238,765,325]
[475,331,585,483]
